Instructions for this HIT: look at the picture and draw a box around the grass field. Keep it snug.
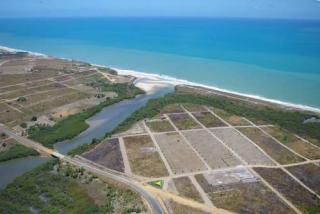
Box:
[146,120,175,132]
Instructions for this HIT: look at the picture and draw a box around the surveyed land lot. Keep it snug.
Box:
[182,130,241,169]
[262,126,320,160]
[254,167,320,213]
[81,138,124,172]
[195,168,293,214]
[154,132,207,174]
[286,163,320,195]
[211,128,274,165]
[168,113,201,130]
[239,127,305,164]
[211,107,251,126]
[192,111,227,128]
[146,120,175,133]
[173,176,203,203]
[123,135,168,177]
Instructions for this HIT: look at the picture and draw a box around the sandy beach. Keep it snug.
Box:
[1,45,320,113]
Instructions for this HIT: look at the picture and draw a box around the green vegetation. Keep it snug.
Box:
[28,83,144,148]
[0,144,39,162]
[69,89,320,155]
[17,96,27,102]
[0,159,146,213]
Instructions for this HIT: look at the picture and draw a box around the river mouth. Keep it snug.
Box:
[0,85,174,189]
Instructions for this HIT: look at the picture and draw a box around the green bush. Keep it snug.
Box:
[0,144,39,162]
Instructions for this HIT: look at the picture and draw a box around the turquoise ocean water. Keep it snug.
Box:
[0,17,320,108]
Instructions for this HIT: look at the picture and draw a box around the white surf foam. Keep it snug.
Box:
[1,45,319,113]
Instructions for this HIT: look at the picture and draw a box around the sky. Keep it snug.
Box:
[1,0,320,19]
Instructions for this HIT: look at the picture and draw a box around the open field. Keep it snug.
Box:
[183,130,241,169]
[123,135,168,177]
[286,163,320,195]
[168,113,201,130]
[238,127,304,164]
[211,107,251,126]
[160,104,185,114]
[173,176,203,203]
[195,168,293,214]
[154,132,207,174]
[182,103,206,112]
[254,167,320,213]
[192,111,227,128]
[211,128,274,165]
[262,126,320,160]
[81,138,124,172]
[146,120,175,132]
[0,71,59,87]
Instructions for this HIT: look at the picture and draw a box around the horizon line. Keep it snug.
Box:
[0,15,319,21]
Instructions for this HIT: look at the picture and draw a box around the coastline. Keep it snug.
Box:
[1,45,320,113]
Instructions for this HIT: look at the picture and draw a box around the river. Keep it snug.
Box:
[0,85,173,189]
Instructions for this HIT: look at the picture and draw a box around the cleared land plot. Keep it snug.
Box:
[192,111,227,128]
[168,113,201,130]
[165,199,210,214]
[0,82,64,100]
[81,138,124,172]
[146,120,175,133]
[26,92,89,113]
[182,103,206,112]
[286,163,320,195]
[183,130,241,169]
[14,88,84,107]
[173,176,203,202]
[0,71,59,87]
[154,132,207,174]
[254,167,320,213]
[0,105,24,124]
[211,108,251,126]
[195,168,294,214]
[262,126,320,160]
[123,135,168,177]
[211,128,274,165]
[239,128,304,164]
[160,104,185,114]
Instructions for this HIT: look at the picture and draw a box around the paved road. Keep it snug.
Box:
[0,125,164,214]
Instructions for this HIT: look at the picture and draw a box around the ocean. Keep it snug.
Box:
[0,17,320,109]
